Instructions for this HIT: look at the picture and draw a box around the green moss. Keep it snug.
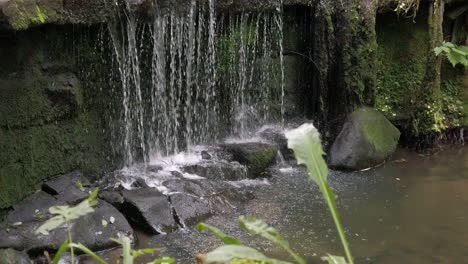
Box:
[0,27,113,209]
[4,0,59,30]
[358,108,400,155]
[344,1,378,106]
[0,113,107,209]
[245,147,277,177]
[376,12,465,137]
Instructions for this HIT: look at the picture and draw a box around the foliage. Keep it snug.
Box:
[285,124,352,264]
[434,42,468,67]
[196,223,241,245]
[238,217,305,264]
[204,245,291,264]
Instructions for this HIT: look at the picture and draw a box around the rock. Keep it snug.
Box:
[6,191,60,224]
[201,151,212,160]
[257,126,293,159]
[329,107,401,170]
[42,171,91,205]
[169,193,212,227]
[0,200,133,253]
[121,188,177,234]
[162,178,253,224]
[0,248,31,264]
[99,191,124,210]
[222,143,278,178]
[182,161,248,181]
[45,72,83,111]
[71,201,133,250]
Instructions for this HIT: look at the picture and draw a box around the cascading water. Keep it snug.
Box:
[107,0,285,167]
[217,10,285,138]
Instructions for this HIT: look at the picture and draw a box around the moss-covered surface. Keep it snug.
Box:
[358,107,401,155]
[376,12,466,139]
[1,0,62,30]
[0,26,113,209]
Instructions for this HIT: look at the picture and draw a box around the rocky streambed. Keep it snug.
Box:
[0,125,287,263]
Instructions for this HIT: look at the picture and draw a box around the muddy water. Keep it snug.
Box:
[87,146,468,263]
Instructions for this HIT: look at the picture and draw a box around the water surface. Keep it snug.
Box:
[90,146,468,263]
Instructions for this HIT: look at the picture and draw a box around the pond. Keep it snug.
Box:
[88,146,468,263]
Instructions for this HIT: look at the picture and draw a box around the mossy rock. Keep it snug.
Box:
[329,107,400,171]
[222,143,278,178]
[0,249,31,264]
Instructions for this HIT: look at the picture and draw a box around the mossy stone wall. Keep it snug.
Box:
[0,26,112,209]
[376,11,465,138]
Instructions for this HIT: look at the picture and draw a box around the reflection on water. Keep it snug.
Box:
[84,146,467,263]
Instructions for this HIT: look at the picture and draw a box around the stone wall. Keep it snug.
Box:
[0,26,112,209]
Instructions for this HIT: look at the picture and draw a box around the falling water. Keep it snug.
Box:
[107,0,286,166]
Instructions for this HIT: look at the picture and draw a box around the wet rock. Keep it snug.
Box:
[99,191,125,210]
[169,193,211,227]
[42,171,91,205]
[0,248,31,264]
[329,107,401,171]
[0,200,133,253]
[201,151,212,160]
[257,126,293,159]
[182,161,248,181]
[71,201,133,250]
[222,143,278,178]
[162,178,253,222]
[5,191,60,224]
[121,188,177,234]
[45,73,83,112]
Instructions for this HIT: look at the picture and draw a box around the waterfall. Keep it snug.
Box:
[107,0,285,167]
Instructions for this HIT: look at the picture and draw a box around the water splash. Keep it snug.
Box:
[107,1,286,166]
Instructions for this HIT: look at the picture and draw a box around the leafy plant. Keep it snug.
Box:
[196,223,241,245]
[238,217,305,264]
[285,124,353,264]
[434,42,468,67]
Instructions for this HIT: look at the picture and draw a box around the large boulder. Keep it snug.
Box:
[121,188,177,234]
[329,107,401,170]
[222,143,278,178]
[0,200,133,253]
[5,191,60,224]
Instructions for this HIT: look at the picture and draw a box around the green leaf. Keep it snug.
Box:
[204,245,292,264]
[75,180,85,192]
[88,188,100,202]
[69,243,108,264]
[111,236,133,264]
[52,240,69,264]
[147,257,176,264]
[239,216,305,264]
[321,255,348,264]
[132,248,160,258]
[285,124,328,185]
[447,51,465,67]
[434,47,443,56]
[196,223,241,245]
[285,124,354,264]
